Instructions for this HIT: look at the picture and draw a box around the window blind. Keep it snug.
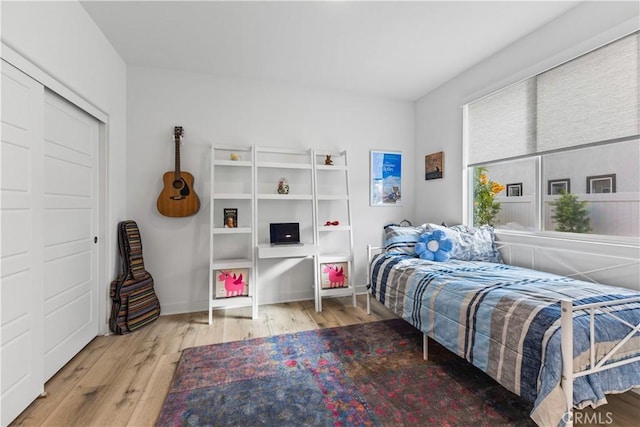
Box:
[537,32,639,152]
[467,79,536,165]
[467,32,639,166]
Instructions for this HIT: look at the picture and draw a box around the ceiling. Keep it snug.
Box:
[81,1,580,101]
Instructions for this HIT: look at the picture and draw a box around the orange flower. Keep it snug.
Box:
[491,183,505,195]
[480,173,488,185]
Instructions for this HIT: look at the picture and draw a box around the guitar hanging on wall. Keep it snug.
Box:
[156,126,200,217]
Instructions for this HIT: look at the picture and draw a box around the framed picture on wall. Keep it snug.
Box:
[587,174,616,194]
[215,268,249,298]
[506,183,522,197]
[548,179,570,195]
[370,150,402,206]
[320,262,349,289]
[425,151,444,180]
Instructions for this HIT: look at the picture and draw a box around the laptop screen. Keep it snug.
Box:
[269,223,300,245]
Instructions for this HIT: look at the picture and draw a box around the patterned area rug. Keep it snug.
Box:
[157,319,535,426]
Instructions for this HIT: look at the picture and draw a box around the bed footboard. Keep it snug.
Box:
[560,296,640,427]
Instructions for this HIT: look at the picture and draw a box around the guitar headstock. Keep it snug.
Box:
[174,126,184,143]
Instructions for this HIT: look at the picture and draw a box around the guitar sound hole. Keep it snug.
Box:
[172,180,183,190]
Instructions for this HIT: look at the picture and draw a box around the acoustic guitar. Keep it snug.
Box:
[156,126,200,217]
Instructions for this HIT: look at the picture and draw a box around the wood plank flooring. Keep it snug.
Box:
[11,296,639,426]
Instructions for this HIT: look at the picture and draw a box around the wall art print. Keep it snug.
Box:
[370,150,402,206]
[425,151,444,180]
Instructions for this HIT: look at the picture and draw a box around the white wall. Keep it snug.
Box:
[127,66,414,313]
[414,1,639,289]
[1,1,128,332]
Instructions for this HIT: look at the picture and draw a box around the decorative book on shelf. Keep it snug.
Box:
[223,208,237,228]
[215,268,249,298]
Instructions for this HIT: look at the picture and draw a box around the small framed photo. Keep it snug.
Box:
[548,179,570,195]
[223,208,237,228]
[215,268,249,298]
[506,183,522,197]
[320,262,348,289]
[425,151,444,180]
[587,174,616,194]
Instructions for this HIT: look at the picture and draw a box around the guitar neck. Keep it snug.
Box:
[174,136,182,179]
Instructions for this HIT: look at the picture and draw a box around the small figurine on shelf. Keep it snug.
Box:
[230,153,240,161]
[324,155,333,165]
[277,177,289,194]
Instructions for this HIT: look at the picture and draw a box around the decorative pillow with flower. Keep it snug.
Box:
[415,229,453,262]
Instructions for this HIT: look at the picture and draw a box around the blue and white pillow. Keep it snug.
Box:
[383,224,425,256]
[425,223,503,263]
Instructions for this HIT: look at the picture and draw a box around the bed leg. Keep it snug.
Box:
[561,299,574,427]
[423,334,429,361]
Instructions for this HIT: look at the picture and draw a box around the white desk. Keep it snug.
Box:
[257,243,319,259]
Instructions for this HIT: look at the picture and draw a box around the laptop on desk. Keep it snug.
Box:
[270,222,302,246]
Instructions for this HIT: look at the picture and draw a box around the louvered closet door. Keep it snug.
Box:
[42,90,99,380]
[1,60,45,427]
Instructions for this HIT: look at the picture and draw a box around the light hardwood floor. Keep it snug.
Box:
[11,296,639,426]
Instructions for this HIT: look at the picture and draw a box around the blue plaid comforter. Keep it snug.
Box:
[370,253,640,426]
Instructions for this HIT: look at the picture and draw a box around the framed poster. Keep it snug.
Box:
[215,268,249,298]
[425,151,444,180]
[320,262,349,289]
[370,150,402,206]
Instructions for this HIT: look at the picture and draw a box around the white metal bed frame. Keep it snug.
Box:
[366,244,640,426]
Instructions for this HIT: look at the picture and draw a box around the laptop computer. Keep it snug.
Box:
[270,222,302,246]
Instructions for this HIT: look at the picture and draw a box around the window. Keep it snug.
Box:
[466,32,639,239]
[471,158,537,232]
[542,141,637,236]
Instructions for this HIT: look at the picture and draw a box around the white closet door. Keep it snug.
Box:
[1,60,45,426]
[42,91,99,380]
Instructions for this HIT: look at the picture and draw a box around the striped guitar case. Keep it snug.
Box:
[109,220,161,334]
